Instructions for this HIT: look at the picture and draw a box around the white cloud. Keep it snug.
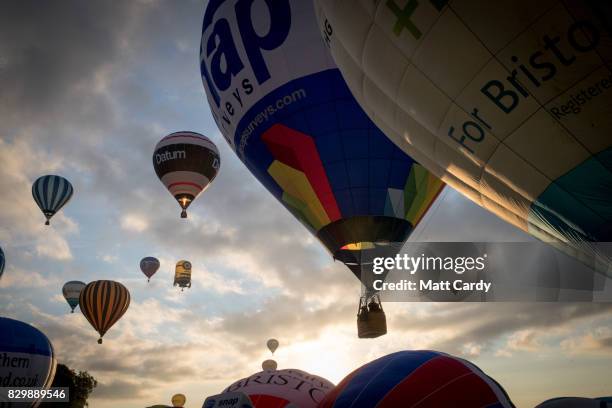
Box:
[120,213,149,233]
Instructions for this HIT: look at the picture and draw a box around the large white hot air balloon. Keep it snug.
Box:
[314,0,612,273]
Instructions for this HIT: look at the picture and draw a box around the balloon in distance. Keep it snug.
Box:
[79,280,130,344]
[171,393,186,407]
[62,280,86,313]
[174,260,192,291]
[314,0,612,273]
[140,257,160,282]
[266,338,279,354]
[153,131,220,218]
[32,175,74,226]
[261,359,277,371]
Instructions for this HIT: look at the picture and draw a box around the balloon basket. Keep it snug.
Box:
[97,338,103,344]
[357,295,387,338]
[45,220,50,226]
[181,210,187,218]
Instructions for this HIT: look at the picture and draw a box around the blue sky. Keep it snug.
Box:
[0,1,611,407]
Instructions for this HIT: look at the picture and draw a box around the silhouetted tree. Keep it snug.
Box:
[40,363,97,407]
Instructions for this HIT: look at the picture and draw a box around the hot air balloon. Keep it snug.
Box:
[0,317,56,406]
[62,280,86,313]
[140,257,160,282]
[79,280,130,344]
[153,131,220,218]
[0,246,5,280]
[32,175,74,225]
[223,369,334,408]
[320,350,514,408]
[200,0,444,337]
[314,0,612,274]
[171,393,186,408]
[536,397,612,408]
[266,338,279,354]
[261,359,277,371]
[173,260,192,291]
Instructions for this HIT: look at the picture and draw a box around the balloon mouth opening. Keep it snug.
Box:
[97,338,103,344]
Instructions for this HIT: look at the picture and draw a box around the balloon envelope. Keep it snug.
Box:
[153,131,220,218]
[315,0,612,272]
[0,317,56,405]
[174,260,192,290]
[200,0,444,285]
[79,280,130,344]
[319,350,514,407]
[266,338,279,354]
[32,175,74,226]
[171,393,186,407]
[261,359,277,371]
[536,397,612,407]
[62,280,86,313]
[223,368,334,408]
[140,257,160,281]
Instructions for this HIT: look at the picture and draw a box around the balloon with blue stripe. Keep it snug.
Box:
[320,350,515,408]
[32,175,74,225]
[0,246,5,280]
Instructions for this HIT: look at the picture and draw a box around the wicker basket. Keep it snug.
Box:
[357,295,387,338]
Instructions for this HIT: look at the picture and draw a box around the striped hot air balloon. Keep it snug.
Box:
[320,350,514,408]
[32,175,74,225]
[79,280,130,344]
[153,131,220,218]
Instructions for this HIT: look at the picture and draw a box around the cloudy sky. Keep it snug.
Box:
[0,1,611,407]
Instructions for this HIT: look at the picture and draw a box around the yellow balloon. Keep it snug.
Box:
[171,393,186,407]
[262,359,278,371]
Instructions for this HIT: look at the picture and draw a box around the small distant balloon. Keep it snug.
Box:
[140,257,160,282]
[79,280,130,344]
[153,131,220,218]
[62,281,86,313]
[173,260,192,291]
[171,393,186,407]
[262,359,278,371]
[267,338,279,354]
[0,246,5,280]
[32,175,74,225]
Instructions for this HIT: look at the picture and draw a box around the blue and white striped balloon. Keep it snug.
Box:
[0,246,4,280]
[32,175,74,225]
